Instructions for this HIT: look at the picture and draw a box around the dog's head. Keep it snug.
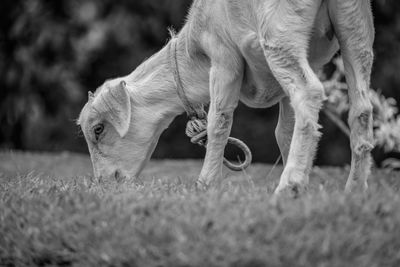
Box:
[77,79,174,181]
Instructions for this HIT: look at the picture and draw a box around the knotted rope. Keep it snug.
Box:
[168,36,252,171]
[185,117,252,171]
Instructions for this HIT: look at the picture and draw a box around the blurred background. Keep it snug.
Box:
[0,0,399,166]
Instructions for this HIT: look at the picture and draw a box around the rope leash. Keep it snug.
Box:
[185,118,253,170]
[168,36,252,171]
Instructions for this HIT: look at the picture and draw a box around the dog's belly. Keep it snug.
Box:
[239,33,285,108]
[240,62,284,109]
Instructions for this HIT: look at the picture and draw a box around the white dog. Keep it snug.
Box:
[78,0,375,194]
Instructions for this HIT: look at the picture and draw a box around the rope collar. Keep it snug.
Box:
[168,37,206,119]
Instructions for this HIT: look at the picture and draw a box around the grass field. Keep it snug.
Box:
[1,151,400,267]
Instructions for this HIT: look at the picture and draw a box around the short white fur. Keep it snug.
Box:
[78,0,375,194]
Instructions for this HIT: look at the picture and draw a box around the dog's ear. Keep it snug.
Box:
[92,81,131,138]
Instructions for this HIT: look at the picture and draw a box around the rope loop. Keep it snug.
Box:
[186,118,208,146]
[185,116,252,171]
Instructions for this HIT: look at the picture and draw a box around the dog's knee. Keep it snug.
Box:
[208,111,233,140]
[289,80,326,138]
[215,112,232,135]
[349,104,374,155]
[349,99,372,127]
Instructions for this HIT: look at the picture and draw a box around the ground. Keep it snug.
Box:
[0,151,400,267]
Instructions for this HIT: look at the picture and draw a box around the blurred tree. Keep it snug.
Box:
[0,0,189,152]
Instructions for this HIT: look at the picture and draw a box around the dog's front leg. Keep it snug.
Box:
[197,61,243,186]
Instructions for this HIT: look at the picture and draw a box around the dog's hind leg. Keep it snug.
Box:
[328,0,375,192]
[264,48,326,195]
[197,35,244,186]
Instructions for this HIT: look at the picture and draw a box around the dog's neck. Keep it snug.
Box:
[124,27,211,118]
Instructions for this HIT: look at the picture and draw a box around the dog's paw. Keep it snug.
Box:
[345,180,368,194]
[194,179,210,191]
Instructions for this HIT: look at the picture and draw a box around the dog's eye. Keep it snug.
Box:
[93,123,104,141]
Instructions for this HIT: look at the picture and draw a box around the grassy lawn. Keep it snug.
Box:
[1,151,400,267]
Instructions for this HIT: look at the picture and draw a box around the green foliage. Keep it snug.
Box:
[0,0,188,151]
[1,152,400,266]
